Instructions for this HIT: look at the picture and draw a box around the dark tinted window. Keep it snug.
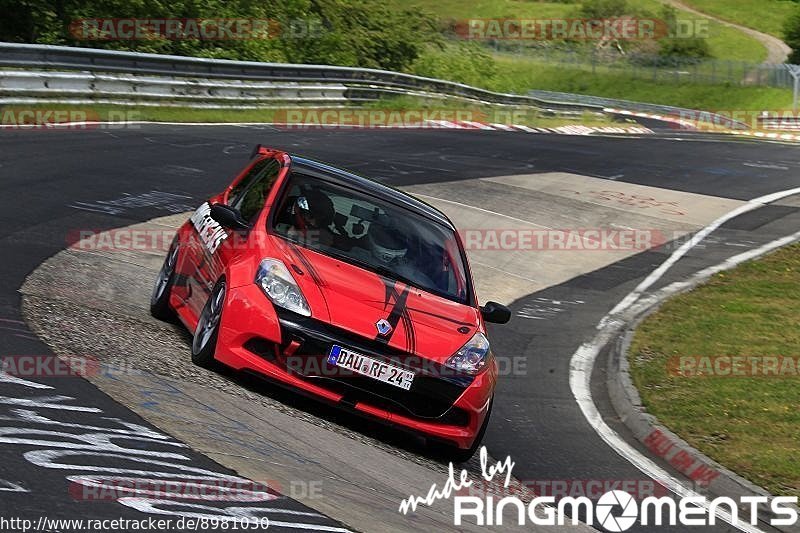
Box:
[272,172,470,304]
[229,158,280,222]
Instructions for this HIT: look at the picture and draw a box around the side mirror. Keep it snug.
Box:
[209,203,250,231]
[250,144,271,159]
[480,301,511,324]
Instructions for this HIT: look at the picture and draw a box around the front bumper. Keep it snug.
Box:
[214,284,496,449]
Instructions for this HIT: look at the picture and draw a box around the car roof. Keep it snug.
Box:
[288,155,455,230]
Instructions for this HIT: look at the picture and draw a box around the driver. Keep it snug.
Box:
[293,189,335,236]
[364,222,444,290]
[289,188,355,249]
[368,223,407,265]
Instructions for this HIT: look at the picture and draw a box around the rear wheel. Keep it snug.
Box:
[192,280,226,368]
[150,242,180,321]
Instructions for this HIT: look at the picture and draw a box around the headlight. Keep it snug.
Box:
[255,259,311,317]
[445,332,491,375]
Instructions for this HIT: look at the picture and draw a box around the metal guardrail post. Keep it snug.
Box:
[786,65,800,112]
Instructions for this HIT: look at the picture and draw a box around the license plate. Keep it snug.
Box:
[328,345,415,391]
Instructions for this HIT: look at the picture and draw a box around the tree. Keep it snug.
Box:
[784,5,800,64]
[657,4,710,62]
[579,0,629,19]
[0,0,439,71]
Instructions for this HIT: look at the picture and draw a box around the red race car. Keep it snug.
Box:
[151,146,511,460]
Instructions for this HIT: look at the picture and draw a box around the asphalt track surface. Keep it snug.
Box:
[3,125,800,532]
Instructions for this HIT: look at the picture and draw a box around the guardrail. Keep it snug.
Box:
[0,69,352,108]
[0,42,602,113]
[528,89,750,130]
[759,117,800,131]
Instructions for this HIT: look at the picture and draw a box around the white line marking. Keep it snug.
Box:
[411,191,666,251]
[409,193,551,228]
[469,260,540,284]
[604,185,800,324]
[571,184,800,532]
[0,480,27,493]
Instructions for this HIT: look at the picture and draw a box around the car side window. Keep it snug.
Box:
[229,158,280,223]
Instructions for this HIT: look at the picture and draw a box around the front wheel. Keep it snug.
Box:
[150,242,180,321]
[191,280,226,368]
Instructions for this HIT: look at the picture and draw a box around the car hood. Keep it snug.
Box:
[272,237,480,363]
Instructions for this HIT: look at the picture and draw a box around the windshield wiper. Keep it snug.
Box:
[368,264,423,290]
[342,258,424,292]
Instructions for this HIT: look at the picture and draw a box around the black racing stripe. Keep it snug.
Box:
[405,305,474,327]
[375,280,410,346]
[400,308,416,354]
[288,243,325,286]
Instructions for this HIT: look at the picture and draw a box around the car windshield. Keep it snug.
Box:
[271,172,471,304]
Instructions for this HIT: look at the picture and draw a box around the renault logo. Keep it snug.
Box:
[376,319,393,336]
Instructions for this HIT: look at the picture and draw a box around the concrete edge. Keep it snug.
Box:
[606,271,800,531]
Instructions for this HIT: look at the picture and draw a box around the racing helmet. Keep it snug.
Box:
[368,223,407,264]
[293,189,335,231]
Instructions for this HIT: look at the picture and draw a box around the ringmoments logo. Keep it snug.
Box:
[398,448,800,530]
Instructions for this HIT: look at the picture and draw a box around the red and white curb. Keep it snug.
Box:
[729,129,800,142]
[422,119,654,135]
[603,107,697,130]
[604,107,800,142]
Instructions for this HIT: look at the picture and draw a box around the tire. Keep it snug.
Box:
[438,396,493,464]
[150,242,180,321]
[191,280,226,368]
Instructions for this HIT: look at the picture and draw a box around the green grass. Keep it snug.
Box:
[483,56,792,111]
[4,104,285,123]
[628,0,768,62]
[629,243,800,497]
[409,46,792,111]
[0,101,618,128]
[701,17,767,62]
[677,0,797,38]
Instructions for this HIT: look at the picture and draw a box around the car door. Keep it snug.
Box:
[186,156,282,316]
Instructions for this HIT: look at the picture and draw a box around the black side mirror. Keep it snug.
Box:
[209,203,250,231]
[480,301,511,324]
